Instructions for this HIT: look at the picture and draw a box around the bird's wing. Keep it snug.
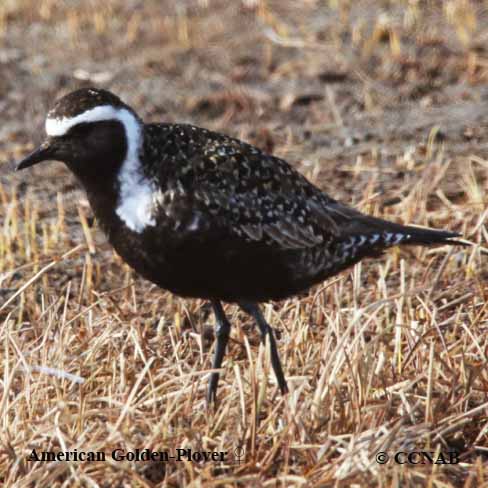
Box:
[193,186,331,249]
[175,128,351,249]
[148,123,378,250]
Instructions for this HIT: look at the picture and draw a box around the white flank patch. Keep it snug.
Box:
[46,105,157,233]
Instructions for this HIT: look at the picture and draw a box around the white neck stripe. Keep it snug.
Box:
[112,110,157,233]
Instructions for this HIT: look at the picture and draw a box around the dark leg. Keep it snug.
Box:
[207,300,231,404]
[238,301,289,395]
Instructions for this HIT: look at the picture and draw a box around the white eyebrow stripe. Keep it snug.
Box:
[45,105,127,136]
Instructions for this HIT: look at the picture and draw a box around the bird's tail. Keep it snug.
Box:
[370,220,465,248]
[321,202,467,267]
[335,218,466,264]
[322,202,466,249]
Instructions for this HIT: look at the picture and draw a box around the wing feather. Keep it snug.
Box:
[147,124,359,249]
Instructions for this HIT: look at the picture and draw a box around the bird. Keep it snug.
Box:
[15,87,464,403]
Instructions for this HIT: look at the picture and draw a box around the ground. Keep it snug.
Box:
[1,1,487,486]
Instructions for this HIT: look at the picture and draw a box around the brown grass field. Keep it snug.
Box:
[1,0,488,486]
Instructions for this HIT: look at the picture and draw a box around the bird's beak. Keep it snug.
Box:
[15,140,53,171]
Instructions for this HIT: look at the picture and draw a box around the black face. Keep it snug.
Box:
[55,120,127,177]
[16,119,128,185]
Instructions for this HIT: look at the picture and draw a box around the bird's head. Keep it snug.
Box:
[16,88,142,182]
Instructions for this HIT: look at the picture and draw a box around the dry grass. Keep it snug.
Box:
[1,0,488,486]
